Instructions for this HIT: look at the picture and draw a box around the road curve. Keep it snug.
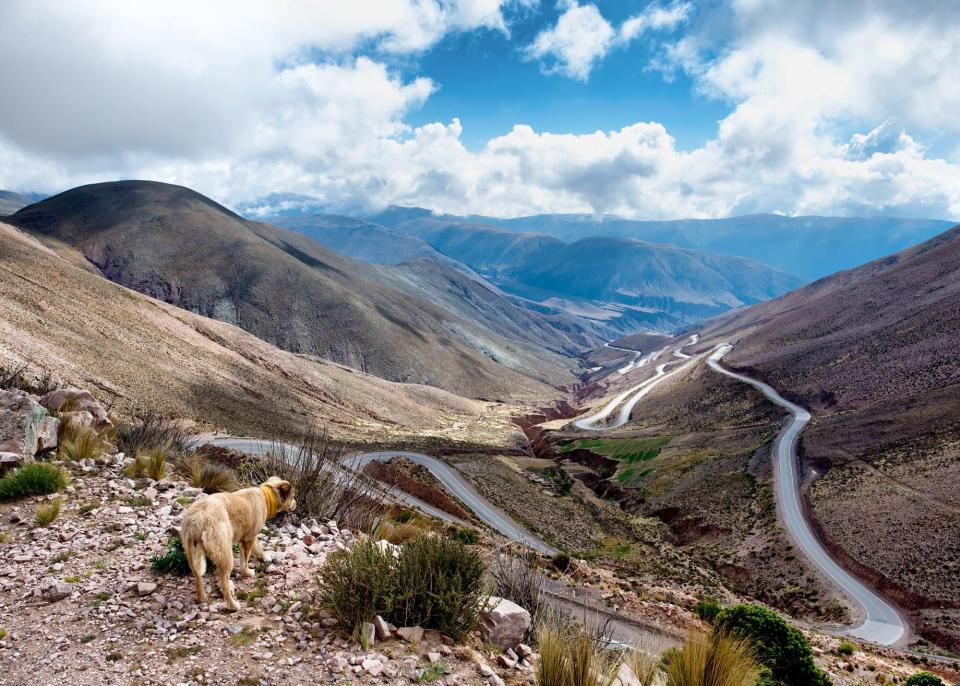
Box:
[708,345,907,646]
[198,437,558,556]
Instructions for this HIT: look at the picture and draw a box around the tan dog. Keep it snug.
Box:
[180,476,296,611]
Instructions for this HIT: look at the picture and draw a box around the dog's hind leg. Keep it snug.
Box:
[183,536,209,604]
[251,539,265,561]
[203,527,239,611]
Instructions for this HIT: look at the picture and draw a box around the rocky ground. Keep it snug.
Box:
[0,456,534,686]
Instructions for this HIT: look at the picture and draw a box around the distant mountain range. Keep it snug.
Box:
[269,213,803,332]
[0,190,44,215]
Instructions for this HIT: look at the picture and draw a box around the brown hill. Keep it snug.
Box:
[0,220,525,449]
[701,225,960,648]
[7,181,574,399]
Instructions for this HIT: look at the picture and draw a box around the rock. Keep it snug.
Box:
[479,597,531,651]
[614,663,642,686]
[426,652,441,663]
[362,659,383,676]
[59,410,96,431]
[497,653,517,669]
[360,621,376,647]
[137,582,158,596]
[39,388,111,429]
[489,675,506,686]
[372,614,391,641]
[397,626,423,643]
[0,389,59,456]
[45,582,72,602]
[517,644,533,659]
[0,452,23,474]
[478,664,494,678]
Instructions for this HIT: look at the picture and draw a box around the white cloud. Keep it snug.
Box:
[525,1,691,80]
[1,1,960,222]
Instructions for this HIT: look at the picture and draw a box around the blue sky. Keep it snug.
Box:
[0,1,959,220]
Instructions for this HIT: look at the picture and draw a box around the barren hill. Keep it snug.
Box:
[6,181,575,399]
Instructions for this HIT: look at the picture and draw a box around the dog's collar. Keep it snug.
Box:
[261,485,280,519]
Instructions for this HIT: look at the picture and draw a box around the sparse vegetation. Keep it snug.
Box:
[837,640,856,656]
[715,604,831,686]
[59,424,109,462]
[662,630,760,686]
[695,596,722,623]
[124,448,170,481]
[116,411,196,458]
[0,627,7,640]
[179,453,237,493]
[319,534,487,641]
[375,512,434,545]
[625,636,667,686]
[491,549,548,624]
[35,497,62,526]
[535,618,617,686]
[0,462,67,500]
[0,361,56,395]
[150,536,191,576]
[558,436,671,464]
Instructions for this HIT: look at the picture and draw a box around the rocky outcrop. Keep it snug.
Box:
[40,387,111,430]
[0,389,60,457]
[478,596,531,650]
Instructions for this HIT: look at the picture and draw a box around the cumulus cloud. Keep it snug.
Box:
[1,1,960,221]
[525,1,691,80]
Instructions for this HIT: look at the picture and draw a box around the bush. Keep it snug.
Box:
[59,424,109,462]
[551,552,571,573]
[317,538,397,637]
[836,641,856,656]
[0,462,67,500]
[694,596,722,623]
[905,673,944,686]
[715,604,831,686]
[452,527,478,545]
[116,412,196,458]
[35,497,62,526]
[151,536,192,576]
[663,630,760,686]
[491,549,548,625]
[389,534,487,640]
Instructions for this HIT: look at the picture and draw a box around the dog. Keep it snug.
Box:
[180,476,296,611]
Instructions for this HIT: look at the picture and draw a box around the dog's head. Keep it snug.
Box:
[263,476,296,513]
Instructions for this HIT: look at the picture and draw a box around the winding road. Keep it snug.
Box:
[198,437,558,555]
[707,345,907,646]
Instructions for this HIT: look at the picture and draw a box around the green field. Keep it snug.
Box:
[558,436,671,463]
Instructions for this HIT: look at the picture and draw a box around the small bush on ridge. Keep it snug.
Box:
[125,448,170,481]
[0,462,67,500]
[905,673,944,686]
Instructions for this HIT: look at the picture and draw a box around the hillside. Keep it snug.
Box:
[387,217,802,328]
[6,181,576,398]
[473,212,956,281]
[0,190,36,215]
[699,225,960,649]
[0,220,527,448]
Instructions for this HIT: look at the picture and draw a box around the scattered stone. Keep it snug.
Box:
[137,582,158,596]
[478,597,531,651]
[45,582,72,602]
[397,626,424,643]
[373,614,392,641]
[426,652,442,663]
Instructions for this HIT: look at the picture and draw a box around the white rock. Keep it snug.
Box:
[479,597,531,651]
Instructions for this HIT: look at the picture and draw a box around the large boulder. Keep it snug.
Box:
[478,596,531,650]
[40,388,110,430]
[0,389,60,456]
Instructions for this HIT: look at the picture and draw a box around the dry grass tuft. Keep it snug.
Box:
[35,498,62,527]
[663,630,759,686]
[179,453,238,494]
[125,449,171,481]
[535,617,617,686]
[59,424,109,462]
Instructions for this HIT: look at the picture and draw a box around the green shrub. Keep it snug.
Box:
[317,538,397,637]
[452,527,478,545]
[151,536,192,576]
[35,497,62,526]
[905,673,944,686]
[551,552,571,573]
[318,534,487,641]
[715,604,831,686]
[0,462,67,500]
[388,534,487,640]
[836,641,856,656]
[663,630,759,686]
[694,597,722,623]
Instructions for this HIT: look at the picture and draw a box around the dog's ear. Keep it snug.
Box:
[275,479,293,500]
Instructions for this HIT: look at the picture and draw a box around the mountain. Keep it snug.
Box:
[0,190,39,215]
[6,181,577,398]
[0,220,498,445]
[700,224,960,648]
[470,212,956,281]
[385,217,803,329]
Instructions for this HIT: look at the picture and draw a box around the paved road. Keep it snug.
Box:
[707,345,907,646]
[198,437,558,556]
[574,336,703,431]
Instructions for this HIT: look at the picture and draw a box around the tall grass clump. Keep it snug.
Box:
[389,534,486,640]
[254,429,387,531]
[178,453,237,493]
[317,537,397,638]
[0,462,67,500]
[116,411,196,458]
[663,630,760,686]
[535,618,617,686]
[35,497,62,527]
[714,604,831,686]
[59,423,109,462]
[125,448,171,481]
